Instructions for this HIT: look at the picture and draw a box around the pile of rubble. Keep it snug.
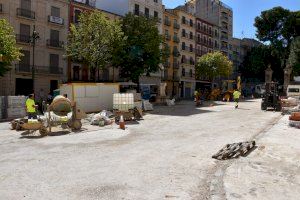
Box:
[282,96,300,129]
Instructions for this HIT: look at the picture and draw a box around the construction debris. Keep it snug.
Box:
[212,141,256,160]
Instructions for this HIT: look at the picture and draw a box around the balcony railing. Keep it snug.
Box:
[15,64,63,75]
[221,15,229,21]
[16,34,31,44]
[164,19,171,26]
[165,34,171,41]
[221,35,228,41]
[173,62,179,69]
[195,49,208,56]
[17,8,35,19]
[196,38,213,48]
[173,49,180,57]
[174,22,180,29]
[48,15,64,25]
[181,46,194,53]
[47,39,64,48]
[196,26,213,36]
[173,36,180,43]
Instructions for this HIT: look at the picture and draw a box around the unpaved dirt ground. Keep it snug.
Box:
[0,99,299,200]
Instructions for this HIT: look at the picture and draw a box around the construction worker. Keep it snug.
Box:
[26,94,38,119]
[233,89,241,109]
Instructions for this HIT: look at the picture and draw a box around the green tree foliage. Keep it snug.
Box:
[196,52,233,81]
[240,46,281,82]
[114,13,164,83]
[0,19,22,76]
[288,36,300,76]
[66,11,123,70]
[254,7,300,80]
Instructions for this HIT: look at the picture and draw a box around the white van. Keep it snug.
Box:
[287,85,300,97]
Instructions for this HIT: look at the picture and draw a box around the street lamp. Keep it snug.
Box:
[30,25,40,94]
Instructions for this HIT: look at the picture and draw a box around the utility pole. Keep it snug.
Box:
[30,25,39,94]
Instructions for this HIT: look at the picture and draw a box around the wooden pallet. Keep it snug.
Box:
[212,141,256,160]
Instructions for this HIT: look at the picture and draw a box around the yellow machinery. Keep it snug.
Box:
[222,76,241,101]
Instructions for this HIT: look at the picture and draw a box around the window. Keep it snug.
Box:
[189,32,193,39]
[215,30,218,37]
[73,66,80,80]
[154,0,158,3]
[181,42,185,50]
[197,23,200,29]
[21,0,31,10]
[154,11,158,18]
[145,8,149,17]
[182,29,186,37]
[215,40,218,48]
[181,55,186,63]
[182,68,185,76]
[19,50,30,71]
[19,23,30,42]
[182,16,186,24]
[74,9,81,23]
[189,69,193,77]
[50,29,59,41]
[51,6,60,17]
[190,44,193,52]
[50,54,59,68]
[197,34,200,42]
[134,4,139,15]
[190,19,193,27]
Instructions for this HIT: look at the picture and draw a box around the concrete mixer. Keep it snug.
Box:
[11,95,86,136]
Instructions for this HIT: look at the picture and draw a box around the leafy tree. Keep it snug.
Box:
[0,19,22,76]
[254,7,300,82]
[240,46,282,82]
[288,36,300,76]
[114,13,164,85]
[66,11,123,73]
[196,52,233,81]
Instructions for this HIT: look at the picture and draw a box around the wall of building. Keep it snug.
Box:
[0,0,68,96]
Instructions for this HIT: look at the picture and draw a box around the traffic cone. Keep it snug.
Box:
[119,115,125,130]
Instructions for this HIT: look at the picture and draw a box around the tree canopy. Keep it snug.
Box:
[114,13,164,83]
[196,51,232,81]
[288,36,300,76]
[0,19,23,76]
[254,7,300,78]
[66,11,123,70]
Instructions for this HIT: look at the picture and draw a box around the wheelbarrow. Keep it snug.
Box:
[11,118,48,137]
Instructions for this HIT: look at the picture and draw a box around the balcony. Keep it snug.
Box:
[16,34,31,44]
[172,49,180,57]
[164,19,171,26]
[15,64,63,75]
[174,22,180,29]
[221,26,228,32]
[196,26,213,36]
[181,46,194,53]
[164,61,170,68]
[165,34,171,41]
[17,8,35,19]
[173,62,179,69]
[46,39,64,49]
[173,36,180,43]
[221,15,229,21]
[221,35,228,41]
[48,15,64,25]
[221,46,228,51]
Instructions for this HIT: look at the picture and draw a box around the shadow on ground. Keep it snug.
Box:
[148,101,217,116]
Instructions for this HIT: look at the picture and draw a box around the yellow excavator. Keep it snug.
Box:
[222,76,241,101]
[209,76,241,101]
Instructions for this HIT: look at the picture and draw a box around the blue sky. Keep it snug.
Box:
[163,0,300,39]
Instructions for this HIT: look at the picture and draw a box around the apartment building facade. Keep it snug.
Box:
[163,9,180,97]
[68,0,122,83]
[96,0,164,86]
[194,0,233,56]
[0,0,68,97]
[174,7,196,98]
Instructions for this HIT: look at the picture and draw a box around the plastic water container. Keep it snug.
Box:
[113,93,134,111]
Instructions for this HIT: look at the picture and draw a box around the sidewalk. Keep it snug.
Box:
[223,115,300,199]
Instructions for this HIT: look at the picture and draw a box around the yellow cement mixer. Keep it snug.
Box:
[11,96,86,137]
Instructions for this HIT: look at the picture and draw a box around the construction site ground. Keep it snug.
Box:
[0,99,299,200]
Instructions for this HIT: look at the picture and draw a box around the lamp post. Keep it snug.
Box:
[30,25,40,94]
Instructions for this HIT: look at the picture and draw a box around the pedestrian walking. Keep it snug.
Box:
[26,94,38,119]
[233,89,241,109]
